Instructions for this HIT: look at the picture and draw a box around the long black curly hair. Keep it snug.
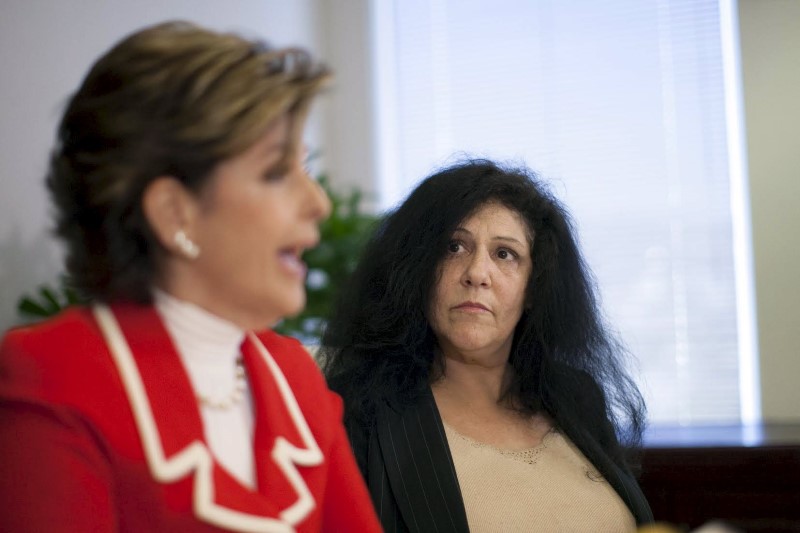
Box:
[320,159,646,469]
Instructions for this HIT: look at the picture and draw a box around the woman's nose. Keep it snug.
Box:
[304,171,332,221]
[461,249,491,287]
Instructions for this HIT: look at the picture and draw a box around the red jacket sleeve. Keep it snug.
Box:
[0,331,117,532]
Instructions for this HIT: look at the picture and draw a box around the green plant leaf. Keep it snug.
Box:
[16,276,85,322]
[17,297,53,318]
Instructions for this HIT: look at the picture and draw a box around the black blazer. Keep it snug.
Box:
[342,387,653,533]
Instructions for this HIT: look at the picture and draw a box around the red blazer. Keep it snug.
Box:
[0,303,382,533]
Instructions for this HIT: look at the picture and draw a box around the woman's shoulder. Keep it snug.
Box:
[546,362,607,410]
[548,361,598,385]
[0,306,132,428]
[1,306,107,377]
[544,362,620,450]
[323,364,353,396]
[3,306,99,346]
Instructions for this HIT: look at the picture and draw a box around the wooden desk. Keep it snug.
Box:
[639,424,800,532]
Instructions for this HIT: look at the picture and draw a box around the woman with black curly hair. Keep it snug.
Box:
[321,159,653,532]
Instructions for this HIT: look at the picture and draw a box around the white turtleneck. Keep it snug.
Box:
[153,289,255,488]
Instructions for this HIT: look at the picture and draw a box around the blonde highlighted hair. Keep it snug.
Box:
[48,20,331,302]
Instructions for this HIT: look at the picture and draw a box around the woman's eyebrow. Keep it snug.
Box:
[262,140,289,160]
[452,228,525,246]
[492,236,525,246]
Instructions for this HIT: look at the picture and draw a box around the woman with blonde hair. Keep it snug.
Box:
[0,21,381,532]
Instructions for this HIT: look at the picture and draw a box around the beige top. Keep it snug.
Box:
[444,423,636,533]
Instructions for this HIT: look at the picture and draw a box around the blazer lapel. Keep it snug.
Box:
[93,303,320,533]
[104,303,204,458]
[241,333,323,524]
[375,389,469,533]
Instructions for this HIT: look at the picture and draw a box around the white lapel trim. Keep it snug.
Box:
[93,304,323,533]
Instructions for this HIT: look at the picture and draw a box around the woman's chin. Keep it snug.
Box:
[280,293,307,320]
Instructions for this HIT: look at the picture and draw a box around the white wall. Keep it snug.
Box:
[739,0,800,423]
[0,0,321,331]
[316,0,381,209]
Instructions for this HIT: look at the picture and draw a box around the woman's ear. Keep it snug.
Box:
[142,177,200,258]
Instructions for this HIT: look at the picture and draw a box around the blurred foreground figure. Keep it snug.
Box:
[0,21,381,533]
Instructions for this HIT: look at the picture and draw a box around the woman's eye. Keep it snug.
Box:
[263,169,287,182]
[447,241,462,253]
[497,248,517,260]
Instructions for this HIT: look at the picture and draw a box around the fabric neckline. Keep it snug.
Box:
[152,289,253,487]
[153,289,245,365]
[442,420,558,461]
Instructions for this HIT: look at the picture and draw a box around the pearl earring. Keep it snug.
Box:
[174,229,200,259]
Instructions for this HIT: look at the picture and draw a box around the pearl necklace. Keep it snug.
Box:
[196,357,247,410]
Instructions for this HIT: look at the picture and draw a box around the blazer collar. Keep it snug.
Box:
[375,388,470,533]
[93,303,323,533]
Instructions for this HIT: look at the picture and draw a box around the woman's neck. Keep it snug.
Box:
[431,351,554,451]
[432,354,512,411]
